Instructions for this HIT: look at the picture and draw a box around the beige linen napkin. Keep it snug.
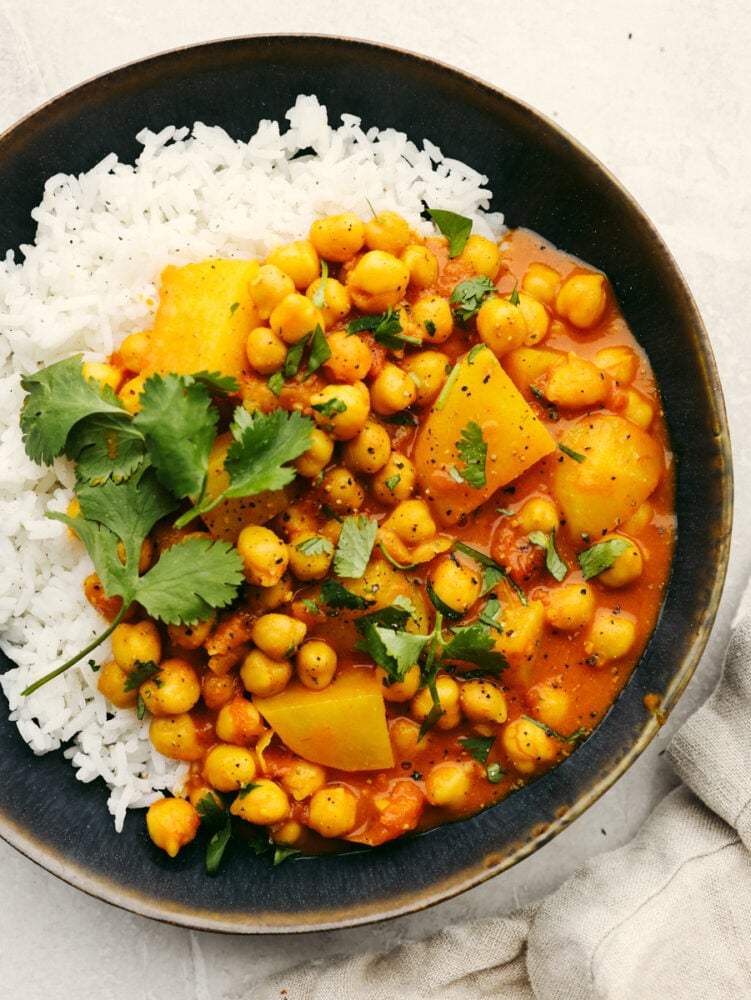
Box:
[250,595,751,1000]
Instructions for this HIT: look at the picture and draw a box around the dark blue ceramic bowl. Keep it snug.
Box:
[0,35,732,932]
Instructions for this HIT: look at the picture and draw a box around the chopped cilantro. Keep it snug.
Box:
[508,282,520,306]
[311,259,329,308]
[267,371,284,396]
[434,359,461,411]
[304,325,332,379]
[283,333,311,379]
[295,536,334,557]
[529,529,568,582]
[320,579,371,610]
[454,422,487,489]
[521,714,588,744]
[558,442,586,463]
[229,301,240,315]
[122,659,161,692]
[424,208,472,257]
[384,474,401,490]
[312,397,347,418]
[347,309,420,351]
[577,537,631,580]
[301,598,321,615]
[449,276,497,322]
[205,819,232,875]
[333,514,378,579]
[459,735,495,764]
[486,763,505,783]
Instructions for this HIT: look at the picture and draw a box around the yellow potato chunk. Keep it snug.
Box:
[144,260,261,381]
[413,346,556,524]
[552,414,664,541]
[254,668,395,771]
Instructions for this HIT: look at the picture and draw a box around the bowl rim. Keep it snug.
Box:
[0,32,734,933]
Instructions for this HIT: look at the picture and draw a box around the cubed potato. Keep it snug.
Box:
[413,347,556,525]
[254,668,394,771]
[143,259,261,381]
[552,414,664,541]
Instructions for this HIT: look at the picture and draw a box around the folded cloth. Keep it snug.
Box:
[250,598,751,1000]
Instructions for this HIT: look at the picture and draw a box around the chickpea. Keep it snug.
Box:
[427,556,481,617]
[371,452,417,505]
[364,210,411,256]
[343,420,392,474]
[598,536,644,588]
[595,345,639,385]
[202,672,240,711]
[82,360,123,393]
[521,262,561,305]
[146,797,200,858]
[622,501,654,536]
[231,778,290,826]
[240,648,293,697]
[320,466,365,513]
[370,363,418,416]
[476,297,528,356]
[292,427,334,479]
[383,499,437,545]
[306,276,352,328]
[310,381,370,440]
[556,272,607,329]
[545,353,609,409]
[97,660,138,709]
[410,294,454,343]
[321,329,371,383]
[246,326,287,375]
[307,786,359,838]
[622,388,655,429]
[118,374,147,414]
[456,234,501,279]
[237,525,289,587]
[245,572,295,614]
[425,762,472,809]
[526,681,570,729]
[347,251,411,312]
[281,760,328,801]
[203,744,258,792]
[249,264,296,319]
[118,331,151,373]
[251,613,307,661]
[215,696,265,745]
[167,616,214,651]
[273,820,305,846]
[544,584,596,631]
[288,532,335,581]
[149,713,204,761]
[188,785,224,814]
[401,350,450,406]
[460,680,508,724]
[390,716,421,758]
[266,239,320,290]
[517,291,550,346]
[411,674,462,730]
[270,292,325,345]
[400,244,439,289]
[502,717,560,773]
[377,663,421,703]
[517,496,559,535]
[140,658,201,717]
[274,502,319,540]
[296,639,338,690]
[585,609,637,663]
[111,619,162,672]
[309,212,365,262]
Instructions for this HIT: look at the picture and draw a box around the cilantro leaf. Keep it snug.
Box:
[134,535,244,625]
[206,820,232,875]
[453,541,509,597]
[508,281,520,306]
[20,354,127,465]
[333,515,378,579]
[529,529,568,582]
[355,622,429,682]
[347,309,421,351]
[454,422,487,489]
[133,373,218,500]
[425,578,465,621]
[273,846,301,865]
[267,371,284,396]
[521,714,589,744]
[320,579,371,611]
[442,623,508,674]
[66,413,146,485]
[577,537,632,580]
[311,260,329,308]
[122,659,161,692]
[195,793,227,829]
[558,442,586,463]
[283,333,312,379]
[305,325,332,379]
[459,735,495,764]
[311,398,347,418]
[486,763,505,783]
[189,371,240,396]
[295,536,334,556]
[449,276,497,322]
[354,606,412,632]
[433,359,461,411]
[424,208,473,257]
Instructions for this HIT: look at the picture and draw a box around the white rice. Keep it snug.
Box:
[0,94,505,829]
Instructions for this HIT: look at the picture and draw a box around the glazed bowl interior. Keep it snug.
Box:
[0,35,732,932]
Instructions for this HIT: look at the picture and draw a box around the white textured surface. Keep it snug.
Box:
[0,1,749,996]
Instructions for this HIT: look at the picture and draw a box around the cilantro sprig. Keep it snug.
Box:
[423,207,473,257]
[347,309,421,351]
[577,537,631,580]
[333,514,378,579]
[449,276,497,322]
[528,530,568,582]
[452,422,487,489]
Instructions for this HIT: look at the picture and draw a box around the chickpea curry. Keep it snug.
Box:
[20,208,674,867]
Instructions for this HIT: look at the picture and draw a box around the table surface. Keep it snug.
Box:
[1,1,749,995]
